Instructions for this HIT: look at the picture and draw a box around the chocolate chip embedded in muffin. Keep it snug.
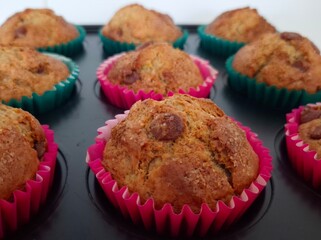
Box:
[122,70,139,84]
[14,26,27,38]
[150,113,184,141]
[280,32,303,41]
[310,125,321,140]
[300,106,321,124]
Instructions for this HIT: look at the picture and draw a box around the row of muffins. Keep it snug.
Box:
[0,3,320,239]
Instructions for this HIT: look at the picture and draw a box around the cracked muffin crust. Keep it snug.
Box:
[0,8,79,48]
[233,32,321,93]
[102,94,259,213]
[205,7,276,43]
[0,46,70,102]
[0,104,47,200]
[298,105,321,158]
[102,4,182,45]
[107,42,204,95]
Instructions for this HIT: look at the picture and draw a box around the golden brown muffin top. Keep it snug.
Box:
[205,7,276,43]
[102,4,182,44]
[107,42,204,95]
[0,104,47,200]
[0,46,70,102]
[102,94,259,213]
[233,32,321,93]
[0,8,79,48]
[299,105,321,158]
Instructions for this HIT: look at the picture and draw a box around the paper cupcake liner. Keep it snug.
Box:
[97,54,218,109]
[2,53,79,115]
[86,112,272,237]
[99,28,189,55]
[197,26,245,58]
[285,104,321,189]
[38,25,86,57]
[0,125,58,239]
[225,55,317,110]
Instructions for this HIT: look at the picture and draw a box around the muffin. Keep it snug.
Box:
[87,94,272,236]
[285,104,321,190]
[198,7,276,57]
[226,32,321,109]
[97,42,217,109]
[0,46,79,114]
[0,8,86,56]
[0,104,58,238]
[100,4,188,54]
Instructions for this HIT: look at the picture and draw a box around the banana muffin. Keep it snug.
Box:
[102,4,182,45]
[232,32,321,93]
[0,8,79,48]
[0,46,70,102]
[298,105,321,158]
[205,7,276,43]
[102,94,259,213]
[0,104,47,200]
[106,42,204,95]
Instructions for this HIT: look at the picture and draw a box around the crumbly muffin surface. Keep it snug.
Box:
[233,32,321,93]
[205,7,276,43]
[0,104,47,200]
[0,8,79,48]
[102,94,259,213]
[0,46,70,102]
[107,42,204,95]
[102,4,182,44]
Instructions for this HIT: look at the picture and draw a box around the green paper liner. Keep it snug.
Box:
[198,26,245,58]
[2,53,79,115]
[99,28,188,55]
[225,55,321,110]
[38,25,86,57]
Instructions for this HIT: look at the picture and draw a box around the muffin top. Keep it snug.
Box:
[102,94,259,213]
[233,32,321,93]
[0,8,79,48]
[107,42,204,95]
[102,4,182,44]
[205,7,276,43]
[299,105,321,158]
[0,46,70,102]
[0,104,47,200]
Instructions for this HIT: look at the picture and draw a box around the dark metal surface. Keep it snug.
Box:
[11,26,321,239]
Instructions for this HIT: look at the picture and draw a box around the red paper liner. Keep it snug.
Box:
[0,125,58,239]
[96,54,218,109]
[285,103,321,189]
[86,112,272,237]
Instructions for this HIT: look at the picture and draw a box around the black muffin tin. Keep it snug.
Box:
[10,26,321,240]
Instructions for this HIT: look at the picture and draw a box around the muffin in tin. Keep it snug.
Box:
[100,4,188,54]
[87,94,272,236]
[226,32,321,109]
[198,7,276,57]
[0,8,86,56]
[97,42,217,109]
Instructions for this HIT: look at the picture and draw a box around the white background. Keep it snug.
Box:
[1,0,321,47]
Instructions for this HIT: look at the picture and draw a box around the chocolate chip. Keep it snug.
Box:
[36,64,45,74]
[310,125,321,140]
[280,32,302,41]
[292,60,309,72]
[122,70,139,84]
[300,106,321,124]
[150,113,184,141]
[14,26,27,38]
[34,141,46,159]
[137,42,155,50]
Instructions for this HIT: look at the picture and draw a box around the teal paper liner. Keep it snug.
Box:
[2,53,79,115]
[225,55,321,110]
[99,28,188,55]
[38,25,86,57]
[198,26,245,58]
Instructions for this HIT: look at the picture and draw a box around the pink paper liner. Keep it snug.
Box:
[96,53,218,109]
[0,125,58,239]
[285,103,321,190]
[86,112,272,237]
